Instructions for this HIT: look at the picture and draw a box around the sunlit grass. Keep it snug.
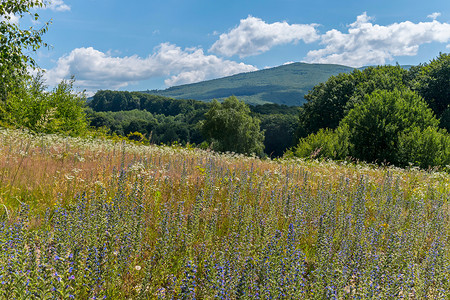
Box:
[1,127,449,298]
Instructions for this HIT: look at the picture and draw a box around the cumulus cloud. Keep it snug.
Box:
[43,43,257,92]
[210,16,319,58]
[304,12,450,67]
[41,0,71,12]
[427,12,441,20]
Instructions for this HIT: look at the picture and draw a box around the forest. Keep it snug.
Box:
[87,52,449,168]
[87,92,299,157]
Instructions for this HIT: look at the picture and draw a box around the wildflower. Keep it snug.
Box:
[135,265,142,271]
[68,275,75,280]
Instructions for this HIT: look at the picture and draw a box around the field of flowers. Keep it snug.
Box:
[1,128,450,299]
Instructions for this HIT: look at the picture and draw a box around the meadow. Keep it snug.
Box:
[1,127,450,299]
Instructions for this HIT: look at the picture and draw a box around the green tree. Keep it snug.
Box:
[297,72,356,138]
[409,53,450,117]
[341,89,438,164]
[259,114,298,157]
[6,76,88,135]
[0,0,49,102]
[297,65,409,139]
[202,96,265,155]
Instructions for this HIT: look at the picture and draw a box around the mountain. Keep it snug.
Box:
[143,62,355,106]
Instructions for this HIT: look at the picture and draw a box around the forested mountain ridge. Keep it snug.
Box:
[143,62,354,106]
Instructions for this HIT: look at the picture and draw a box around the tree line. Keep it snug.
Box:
[87,92,298,157]
[292,53,450,169]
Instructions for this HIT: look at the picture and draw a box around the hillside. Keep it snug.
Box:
[144,62,354,106]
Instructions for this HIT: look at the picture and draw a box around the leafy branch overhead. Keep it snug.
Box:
[0,0,50,97]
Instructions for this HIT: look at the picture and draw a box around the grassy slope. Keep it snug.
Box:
[144,62,354,106]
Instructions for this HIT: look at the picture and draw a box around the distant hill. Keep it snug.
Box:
[143,63,355,106]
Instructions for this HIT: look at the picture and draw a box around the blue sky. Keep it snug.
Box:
[20,0,450,95]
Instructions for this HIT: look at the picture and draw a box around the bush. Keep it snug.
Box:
[398,127,450,169]
[2,76,88,136]
[293,124,350,160]
[341,89,438,165]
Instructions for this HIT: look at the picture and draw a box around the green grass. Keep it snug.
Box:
[1,127,450,298]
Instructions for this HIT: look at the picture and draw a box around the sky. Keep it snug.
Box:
[17,0,450,95]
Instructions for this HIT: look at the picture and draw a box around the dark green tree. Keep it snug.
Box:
[202,96,265,155]
[259,114,298,157]
[409,53,450,117]
[341,89,438,164]
[297,65,409,139]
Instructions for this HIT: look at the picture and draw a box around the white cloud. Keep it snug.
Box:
[304,12,450,67]
[41,0,71,12]
[427,12,441,20]
[0,13,19,24]
[210,16,319,58]
[43,43,257,92]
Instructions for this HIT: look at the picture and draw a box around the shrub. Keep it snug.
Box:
[3,76,88,136]
[341,89,438,165]
[398,126,450,169]
[293,124,350,160]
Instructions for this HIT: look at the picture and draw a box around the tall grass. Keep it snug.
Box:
[0,127,449,298]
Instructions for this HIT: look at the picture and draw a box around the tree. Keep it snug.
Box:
[6,76,88,135]
[341,89,438,164]
[202,96,265,155]
[0,0,49,101]
[297,72,356,138]
[296,65,409,139]
[259,114,298,157]
[409,53,450,117]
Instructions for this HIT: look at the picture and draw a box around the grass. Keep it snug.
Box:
[1,127,450,298]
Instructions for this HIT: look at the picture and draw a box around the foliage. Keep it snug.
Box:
[292,124,350,160]
[126,131,148,143]
[440,106,450,132]
[249,103,299,115]
[202,96,265,155]
[341,89,438,165]
[0,0,49,101]
[398,126,450,169]
[90,90,210,117]
[1,128,450,298]
[259,114,298,157]
[5,76,88,136]
[409,53,450,117]
[297,65,410,138]
[89,91,299,156]
[87,108,202,145]
[297,72,357,138]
